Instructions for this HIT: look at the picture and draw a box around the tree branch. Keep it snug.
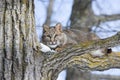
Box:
[42,32,120,79]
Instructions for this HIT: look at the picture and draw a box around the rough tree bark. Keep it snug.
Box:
[0,0,120,80]
[0,0,43,80]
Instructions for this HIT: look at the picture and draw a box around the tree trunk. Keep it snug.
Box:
[0,0,43,80]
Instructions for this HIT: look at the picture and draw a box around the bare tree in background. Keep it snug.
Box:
[66,67,91,80]
[45,0,54,25]
[71,0,120,31]
[0,0,120,80]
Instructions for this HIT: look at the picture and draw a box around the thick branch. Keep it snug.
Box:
[95,14,120,22]
[42,32,120,79]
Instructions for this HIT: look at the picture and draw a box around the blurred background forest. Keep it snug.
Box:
[34,0,120,80]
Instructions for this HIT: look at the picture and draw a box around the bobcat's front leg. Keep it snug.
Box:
[55,47,63,52]
[55,45,68,52]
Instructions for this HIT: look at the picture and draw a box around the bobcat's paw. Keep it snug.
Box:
[40,43,57,55]
[40,43,51,52]
[55,47,63,52]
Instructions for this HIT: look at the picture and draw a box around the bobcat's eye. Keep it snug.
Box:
[46,35,51,38]
[55,34,58,37]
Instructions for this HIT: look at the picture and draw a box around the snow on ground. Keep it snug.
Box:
[57,70,66,80]
[92,68,120,76]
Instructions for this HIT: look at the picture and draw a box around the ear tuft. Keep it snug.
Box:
[55,23,62,32]
[43,24,49,32]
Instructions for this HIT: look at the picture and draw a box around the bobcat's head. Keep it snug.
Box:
[42,23,64,49]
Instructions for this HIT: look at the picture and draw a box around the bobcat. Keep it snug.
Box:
[42,23,111,57]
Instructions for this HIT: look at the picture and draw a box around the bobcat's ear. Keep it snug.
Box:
[43,24,49,32]
[55,23,62,32]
